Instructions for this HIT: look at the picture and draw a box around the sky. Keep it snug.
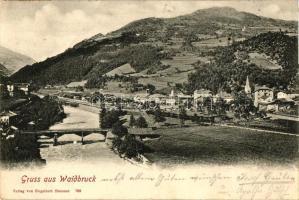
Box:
[0,0,297,61]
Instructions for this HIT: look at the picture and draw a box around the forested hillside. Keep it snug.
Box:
[187,32,298,93]
[10,7,297,89]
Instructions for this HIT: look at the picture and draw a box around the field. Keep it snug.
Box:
[105,63,136,77]
[248,52,282,70]
[143,126,298,167]
[192,37,229,47]
[135,52,200,90]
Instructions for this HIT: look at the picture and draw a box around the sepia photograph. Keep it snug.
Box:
[0,0,298,199]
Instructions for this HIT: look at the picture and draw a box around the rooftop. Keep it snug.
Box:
[0,110,17,117]
[254,85,273,92]
[194,89,212,94]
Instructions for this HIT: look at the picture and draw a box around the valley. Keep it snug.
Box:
[1,6,298,168]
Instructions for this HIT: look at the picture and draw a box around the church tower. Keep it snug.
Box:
[245,76,251,94]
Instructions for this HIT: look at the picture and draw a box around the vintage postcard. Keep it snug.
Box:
[0,0,298,199]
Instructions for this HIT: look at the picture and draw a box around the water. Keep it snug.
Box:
[39,105,124,165]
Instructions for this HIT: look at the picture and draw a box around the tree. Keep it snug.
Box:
[123,135,139,158]
[146,84,155,94]
[179,106,187,127]
[101,110,120,129]
[232,91,256,119]
[129,114,135,127]
[112,137,122,150]
[111,121,128,137]
[153,107,165,122]
[135,116,148,128]
[99,107,106,127]
[214,98,227,115]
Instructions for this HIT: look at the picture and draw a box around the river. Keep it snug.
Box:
[38,105,125,166]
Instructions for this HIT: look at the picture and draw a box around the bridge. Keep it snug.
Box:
[20,128,109,146]
[20,127,161,145]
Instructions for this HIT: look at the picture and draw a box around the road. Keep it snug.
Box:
[268,113,299,122]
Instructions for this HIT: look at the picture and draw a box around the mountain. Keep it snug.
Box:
[0,63,10,76]
[0,45,35,75]
[11,7,297,89]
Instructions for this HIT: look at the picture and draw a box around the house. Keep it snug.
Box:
[0,111,18,125]
[133,93,150,104]
[149,94,167,104]
[258,99,295,112]
[5,83,31,96]
[177,92,193,107]
[275,99,295,112]
[277,91,289,99]
[7,84,14,96]
[163,89,177,107]
[215,91,234,103]
[194,89,212,108]
[66,80,87,88]
[254,85,274,107]
[15,83,31,95]
[165,98,176,107]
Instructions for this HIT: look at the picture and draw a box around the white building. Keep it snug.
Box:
[215,91,234,103]
[194,89,212,108]
[277,91,290,100]
[133,93,150,104]
[254,86,274,107]
[0,111,17,125]
[149,94,167,104]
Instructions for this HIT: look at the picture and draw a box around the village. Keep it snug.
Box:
[34,75,299,119]
[1,76,298,167]
[1,74,298,137]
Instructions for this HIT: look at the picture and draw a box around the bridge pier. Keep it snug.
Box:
[53,133,58,146]
[81,132,84,145]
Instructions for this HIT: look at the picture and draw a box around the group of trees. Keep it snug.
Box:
[100,108,126,130]
[0,133,44,164]
[99,108,149,159]
[129,114,148,128]
[112,134,145,159]
[129,83,156,94]
[153,107,166,123]
[231,91,256,119]
[13,95,66,130]
[1,94,66,165]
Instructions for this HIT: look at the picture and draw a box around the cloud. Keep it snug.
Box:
[0,1,297,61]
[0,3,109,61]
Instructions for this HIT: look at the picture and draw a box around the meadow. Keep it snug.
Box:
[143,125,298,167]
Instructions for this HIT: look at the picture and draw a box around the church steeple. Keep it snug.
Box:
[245,76,251,94]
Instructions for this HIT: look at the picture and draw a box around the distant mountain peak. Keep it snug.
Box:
[188,6,260,21]
[0,45,35,75]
